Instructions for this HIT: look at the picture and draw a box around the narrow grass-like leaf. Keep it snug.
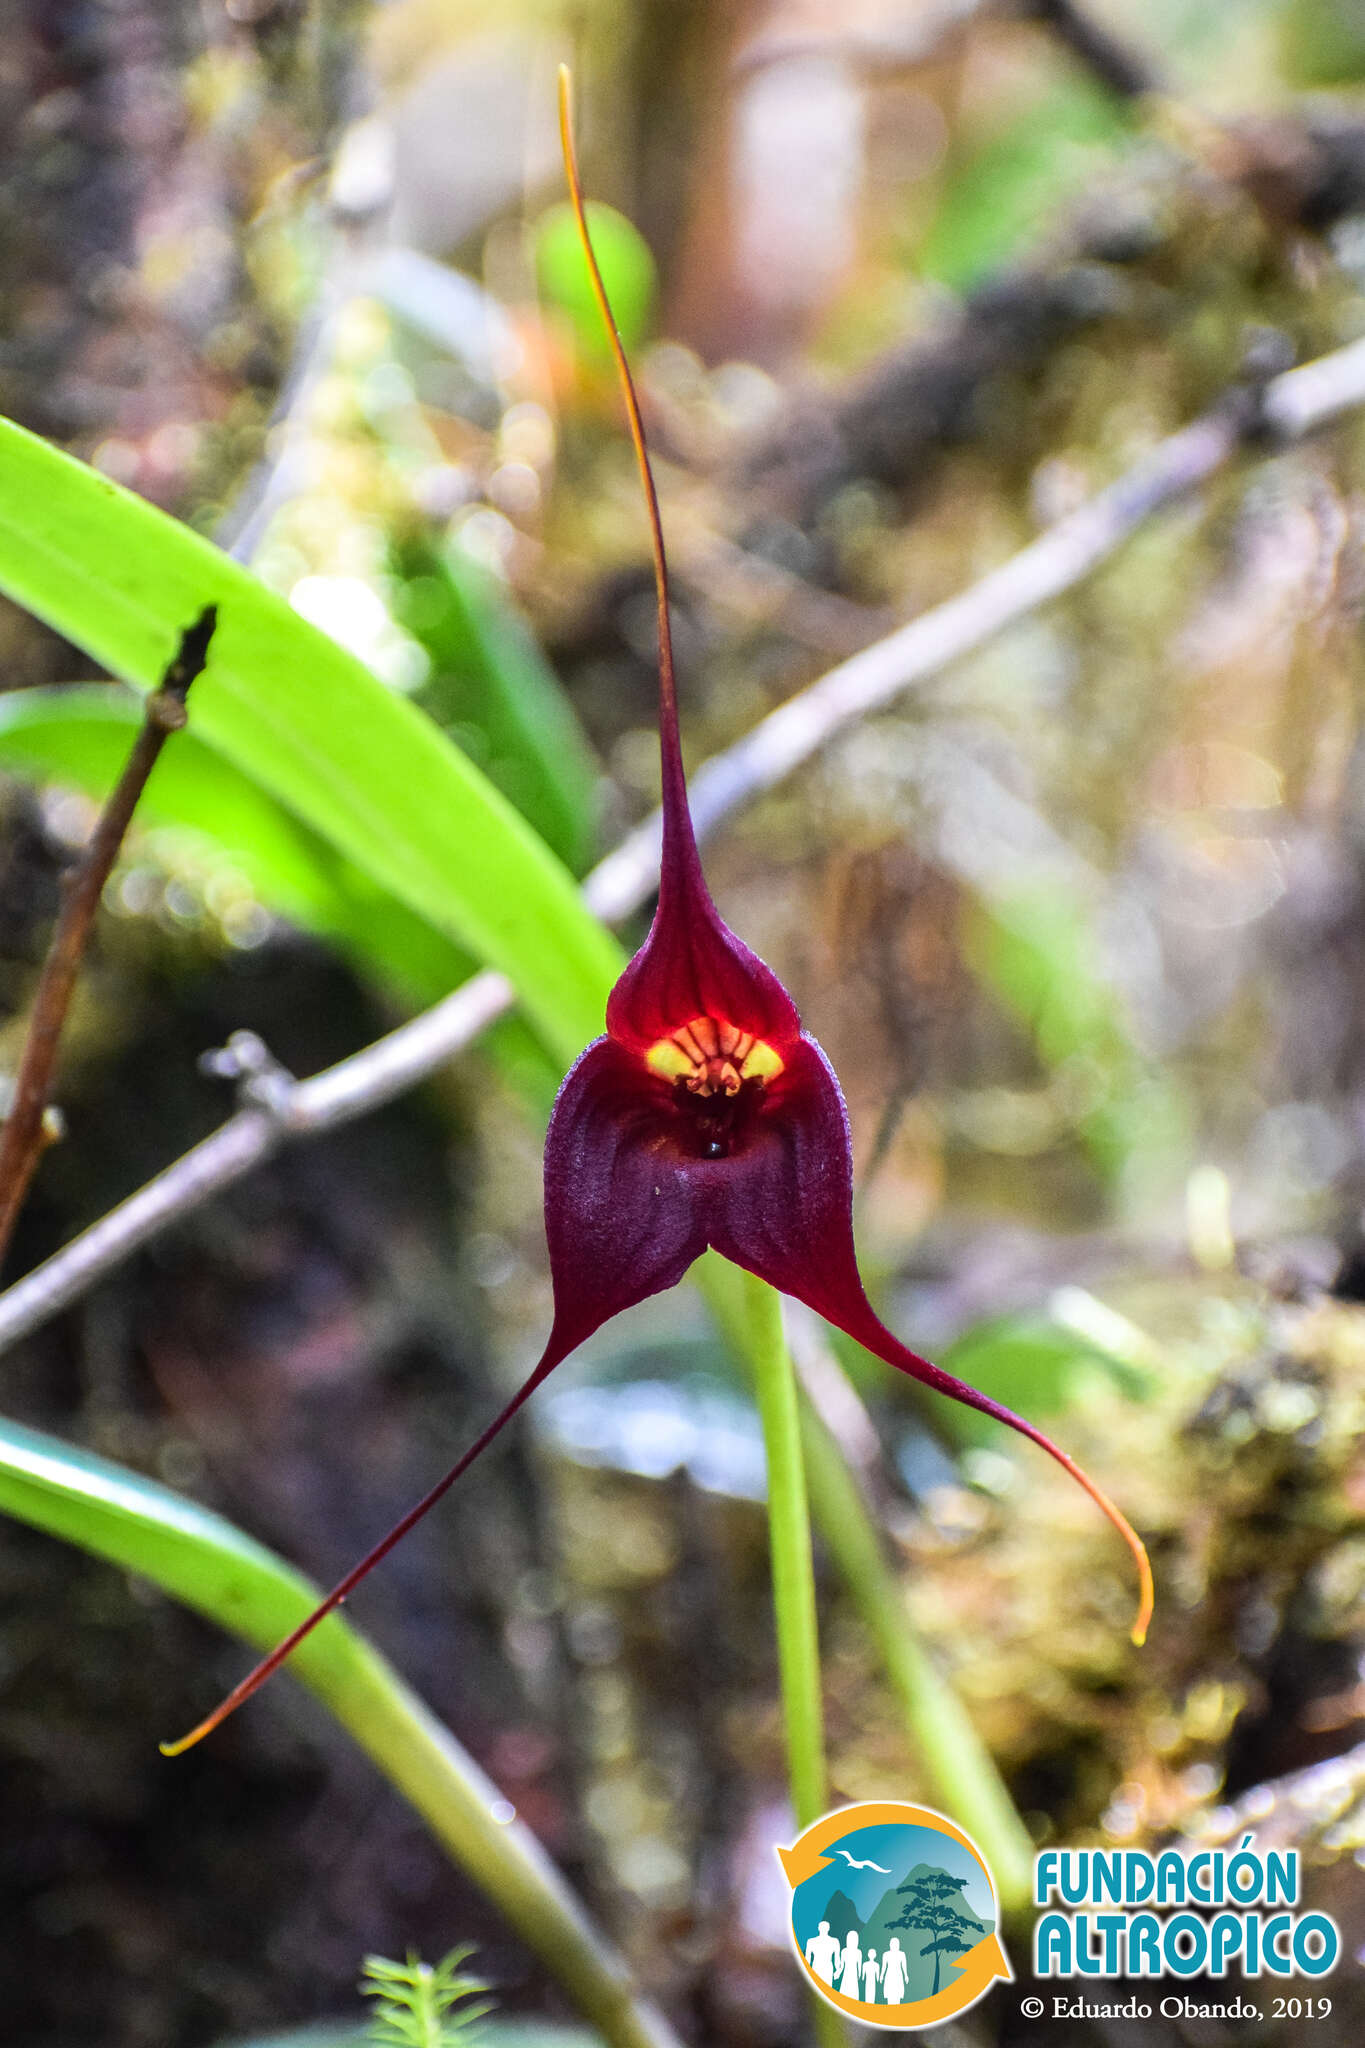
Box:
[0,684,567,1105]
[0,683,468,1003]
[0,685,358,931]
[0,418,619,1062]
[0,1419,677,2048]
[394,541,599,877]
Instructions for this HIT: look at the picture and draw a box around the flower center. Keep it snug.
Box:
[644,1015,784,1098]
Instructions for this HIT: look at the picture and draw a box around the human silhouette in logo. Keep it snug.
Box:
[837,1930,862,1998]
[862,1947,879,2002]
[804,1920,841,1986]
[880,1935,910,2002]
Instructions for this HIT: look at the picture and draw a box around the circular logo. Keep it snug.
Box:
[777,1801,1012,2029]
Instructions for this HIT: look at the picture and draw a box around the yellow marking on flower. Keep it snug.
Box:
[645,1040,696,1083]
[645,1016,784,1096]
[739,1039,783,1083]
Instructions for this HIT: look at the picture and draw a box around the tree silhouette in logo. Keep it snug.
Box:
[888,1866,986,1997]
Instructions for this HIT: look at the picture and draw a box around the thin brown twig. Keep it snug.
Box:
[2,331,1365,1351]
[733,0,1161,100]
[1021,0,1163,101]
[0,607,217,1265]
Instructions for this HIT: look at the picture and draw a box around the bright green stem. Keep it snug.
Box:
[697,1257,1034,1917]
[704,1263,845,2046]
[0,1419,677,2048]
[798,1402,1035,1914]
[722,1263,827,1827]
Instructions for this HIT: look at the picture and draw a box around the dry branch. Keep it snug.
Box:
[1022,0,1162,101]
[0,607,217,1266]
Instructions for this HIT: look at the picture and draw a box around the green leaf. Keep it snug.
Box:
[937,1314,1151,1448]
[0,1414,369,1683]
[967,887,1122,1070]
[0,685,568,1111]
[0,682,467,995]
[0,1419,664,2048]
[533,202,656,361]
[393,540,599,876]
[920,78,1129,290]
[963,885,1190,1188]
[0,417,620,1064]
[1281,0,1365,85]
[0,684,353,926]
[361,1948,492,2047]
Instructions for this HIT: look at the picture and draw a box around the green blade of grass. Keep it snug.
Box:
[0,684,569,1106]
[0,419,619,1061]
[0,1417,677,2048]
[395,540,600,878]
[0,684,359,931]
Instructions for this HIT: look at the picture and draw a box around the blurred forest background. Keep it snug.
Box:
[3,0,1365,2044]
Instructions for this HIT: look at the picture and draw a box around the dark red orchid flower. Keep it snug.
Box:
[164,75,1150,1756]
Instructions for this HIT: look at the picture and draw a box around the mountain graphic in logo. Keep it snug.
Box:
[778,1801,1012,2028]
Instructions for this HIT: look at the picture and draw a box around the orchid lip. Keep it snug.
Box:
[644,1015,785,1096]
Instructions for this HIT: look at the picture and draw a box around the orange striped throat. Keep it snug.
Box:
[645,1015,784,1097]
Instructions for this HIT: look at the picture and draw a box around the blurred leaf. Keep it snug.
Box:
[0,1414,368,1692]
[962,886,1188,1185]
[920,78,1128,289]
[936,1313,1152,1447]
[0,684,362,936]
[219,2030,370,2048]
[0,682,465,1005]
[0,684,565,1104]
[0,1419,651,2048]
[533,201,656,361]
[1281,0,1365,84]
[393,540,599,875]
[969,888,1122,1069]
[0,417,620,1064]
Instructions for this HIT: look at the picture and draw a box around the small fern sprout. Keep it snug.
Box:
[360,1948,494,2047]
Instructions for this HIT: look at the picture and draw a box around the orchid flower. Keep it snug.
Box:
[164,75,1150,1757]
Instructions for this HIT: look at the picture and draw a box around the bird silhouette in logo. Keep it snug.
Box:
[833,1848,891,1873]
